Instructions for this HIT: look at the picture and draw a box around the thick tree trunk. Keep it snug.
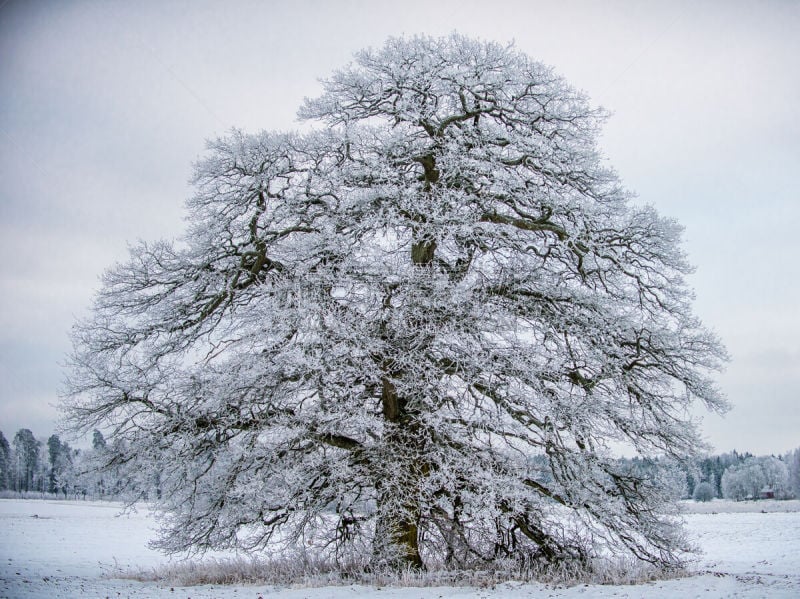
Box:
[411,239,436,265]
[376,375,424,569]
[410,151,438,268]
[374,488,424,569]
[372,150,440,569]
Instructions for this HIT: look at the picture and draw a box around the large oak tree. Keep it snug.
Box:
[64,34,726,571]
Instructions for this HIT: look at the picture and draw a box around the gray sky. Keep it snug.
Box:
[1,0,798,455]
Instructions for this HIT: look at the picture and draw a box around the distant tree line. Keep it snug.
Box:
[0,429,72,495]
[0,427,797,504]
[567,449,800,504]
[0,428,160,500]
[682,450,800,501]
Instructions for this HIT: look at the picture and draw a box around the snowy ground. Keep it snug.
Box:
[1,498,799,598]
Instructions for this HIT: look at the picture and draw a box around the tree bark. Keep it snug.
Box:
[373,149,441,569]
[411,239,436,265]
[376,376,424,569]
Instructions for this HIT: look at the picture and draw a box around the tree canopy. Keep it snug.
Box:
[64,34,726,571]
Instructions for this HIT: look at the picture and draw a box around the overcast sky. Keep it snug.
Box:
[1,0,798,455]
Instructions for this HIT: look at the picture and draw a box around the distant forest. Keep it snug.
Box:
[0,428,155,500]
[1,427,798,502]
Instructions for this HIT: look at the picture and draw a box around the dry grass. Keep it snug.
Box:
[119,553,686,589]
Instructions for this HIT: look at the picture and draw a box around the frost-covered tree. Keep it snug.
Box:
[760,455,790,498]
[720,456,788,500]
[13,429,40,493]
[721,460,759,501]
[0,431,11,490]
[46,435,74,495]
[692,481,714,502]
[63,35,726,571]
[786,448,800,498]
[706,472,717,498]
[72,431,136,499]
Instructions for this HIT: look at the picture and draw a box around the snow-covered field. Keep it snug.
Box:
[1,498,799,598]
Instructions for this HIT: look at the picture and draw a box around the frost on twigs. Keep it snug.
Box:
[62,33,727,575]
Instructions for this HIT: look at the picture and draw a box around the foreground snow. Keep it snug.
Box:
[1,499,799,598]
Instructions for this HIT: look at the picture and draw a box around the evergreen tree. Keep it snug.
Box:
[46,435,74,495]
[13,429,40,493]
[0,431,11,490]
[92,430,107,451]
[787,448,800,498]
